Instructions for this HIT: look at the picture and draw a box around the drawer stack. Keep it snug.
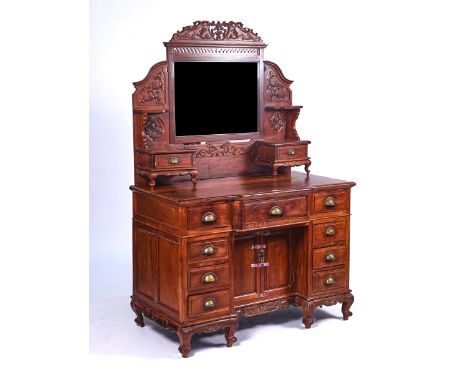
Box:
[311,190,350,294]
[186,203,232,321]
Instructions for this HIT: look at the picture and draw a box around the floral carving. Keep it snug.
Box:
[269,112,286,133]
[143,114,164,146]
[171,21,262,42]
[238,299,290,317]
[138,69,165,105]
[266,69,289,102]
[193,142,251,158]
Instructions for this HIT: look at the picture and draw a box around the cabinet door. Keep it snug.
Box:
[263,230,293,296]
[233,235,259,304]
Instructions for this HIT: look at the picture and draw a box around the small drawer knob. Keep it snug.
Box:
[169,156,180,165]
[325,226,336,236]
[325,252,336,262]
[325,276,335,285]
[270,206,283,216]
[324,196,336,208]
[204,298,216,309]
[202,244,216,256]
[202,273,217,283]
[202,212,216,223]
[288,148,296,155]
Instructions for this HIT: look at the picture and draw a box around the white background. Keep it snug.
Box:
[2,0,468,381]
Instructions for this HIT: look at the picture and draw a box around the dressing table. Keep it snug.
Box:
[130,21,355,357]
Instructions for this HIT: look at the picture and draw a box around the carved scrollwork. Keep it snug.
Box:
[193,142,251,158]
[239,299,290,317]
[143,114,164,147]
[171,21,262,42]
[137,68,166,105]
[266,69,289,101]
[269,111,286,133]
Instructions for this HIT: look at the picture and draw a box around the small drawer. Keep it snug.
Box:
[313,266,348,292]
[313,245,348,269]
[243,196,307,227]
[313,217,347,248]
[313,190,348,214]
[187,203,231,231]
[277,145,307,160]
[188,264,230,291]
[155,153,192,169]
[188,238,229,265]
[187,289,230,318]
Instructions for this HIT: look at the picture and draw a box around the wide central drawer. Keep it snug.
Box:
[242,196,308,228]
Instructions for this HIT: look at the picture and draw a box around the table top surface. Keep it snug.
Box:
[131,172,355,204]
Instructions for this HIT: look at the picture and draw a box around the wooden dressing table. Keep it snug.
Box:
[130,21,355,357]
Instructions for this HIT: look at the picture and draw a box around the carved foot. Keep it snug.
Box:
[342,292,354,320]
[130,300,145,327]
[224,319,239,347]
[149,176,157,187]
[301,301,315,329]
[177,328,193,358]
[304,159,311,175]
[190,170,198,184]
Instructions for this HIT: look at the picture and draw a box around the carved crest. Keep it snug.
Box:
[138,68,165,105]
[269,112,286,133]
[170,21,262,42]
[143,114,164,148]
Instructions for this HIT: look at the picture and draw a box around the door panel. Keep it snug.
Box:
[233,236,258,299]
[264,231,292,294]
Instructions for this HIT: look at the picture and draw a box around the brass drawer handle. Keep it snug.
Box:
[169,156,180,165]
[202,272,217,284]
[204,298,216,309]
[324,196,336,208]
[270,206,283,216]
[325,226,336,236]
[202,212,216,223]
[288,148,296,155]
[202,244,216,256]
[325,276,335,285]
[325,251,336,262]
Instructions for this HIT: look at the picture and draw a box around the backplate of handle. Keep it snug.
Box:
[202,212,216,223]
[324,196,336,208]
[325,226,336,236]
[325,251,336,262]
[202,273,217,284]
[202,244,216,256]
[204,298,216,309]
[325,276,335,285]
[270,206,283,216]
[169,156,180,165]
[288,148,296,155]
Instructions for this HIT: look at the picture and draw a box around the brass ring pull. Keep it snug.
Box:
[325,276,335,285]
[270,206,283,216]
[288,149,296,155]
[324,196,336,208]
[202,212,216,223]
[202,244,216,256]
[325,252,336,262]
[204,298,216,309]
[202,273,217,284]
[169,156,180,165]
[325,226,336,236]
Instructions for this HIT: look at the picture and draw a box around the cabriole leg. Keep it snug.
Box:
[301,301,315,329]
[224,319,239,347]
[177,328,193,358]
[130,300,145,327]
[341,292,354,320]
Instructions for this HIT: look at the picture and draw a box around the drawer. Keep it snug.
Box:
[188,264,230,291]
[313,245,348,269]
[277,145,308,160]
[313,266,348,292]
[313,217,347,247]
[243,196,307,226]
[187,203,231,231]
[313,190,348,214]
[187,289,230,318]
[188,238,229,265]
[155,153,193,169]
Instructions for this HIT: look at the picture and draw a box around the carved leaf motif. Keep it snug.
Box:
[270,112,286,133]
[241,299,289,317]
[171,21,262,42]
[266,69,289,101]
[138,70,165,105]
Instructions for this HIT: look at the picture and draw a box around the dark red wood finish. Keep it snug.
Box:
[130,22,356,358]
